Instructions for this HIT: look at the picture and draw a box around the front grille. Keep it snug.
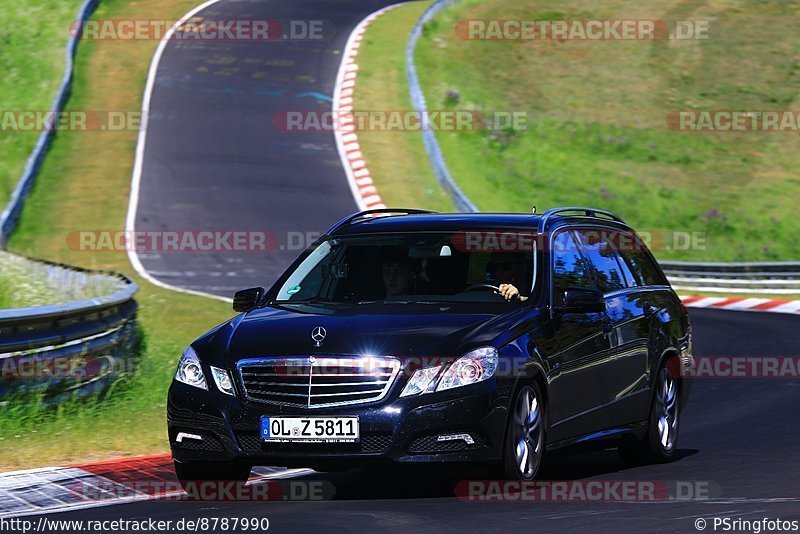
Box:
[237,432,392,454]
[237,356,401,408]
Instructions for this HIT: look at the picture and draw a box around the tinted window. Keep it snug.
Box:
[574,228,626,293]
[552,231,592,298]
[621,240,667,286]
[608,231,637,288]
[274,232,534,304]
[615,254,637,288]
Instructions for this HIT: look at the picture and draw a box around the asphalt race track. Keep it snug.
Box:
[135,0,398,296]
[28,308,800,532]
[116,0,799,532]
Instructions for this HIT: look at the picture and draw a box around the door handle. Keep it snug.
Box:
[642,301,657,318]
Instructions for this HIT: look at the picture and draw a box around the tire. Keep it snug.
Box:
[173,460,251,493]
[618,364,679,466]
[500,382,546,480]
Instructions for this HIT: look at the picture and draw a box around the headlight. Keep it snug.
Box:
[400,365,442,397]
[436,346,498,392]
[175,346,207,390]
[400,347,498,397]
[211,366,235,396]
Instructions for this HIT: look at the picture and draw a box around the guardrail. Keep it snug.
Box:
[661,261,800,294]
[0,255,139,402]
[0,0,101,247]
[407,0,477,213]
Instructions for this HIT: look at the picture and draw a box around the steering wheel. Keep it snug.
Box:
[462,283,502,293]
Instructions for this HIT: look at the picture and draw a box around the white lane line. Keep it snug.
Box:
[124,0,231,303]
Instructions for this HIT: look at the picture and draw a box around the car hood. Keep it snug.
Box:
[193,302,537,367]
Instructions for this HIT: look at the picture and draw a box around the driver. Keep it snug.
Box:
[381,253,417,298]
[488,252,530,302]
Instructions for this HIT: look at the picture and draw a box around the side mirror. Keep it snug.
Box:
[233,286,265,312]
[557,287,605,314]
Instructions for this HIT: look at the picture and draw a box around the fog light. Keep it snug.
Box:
[436,433,475,445]
[176,432,202,443]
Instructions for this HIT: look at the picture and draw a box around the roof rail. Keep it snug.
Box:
[537,207,625,233]
[327,208,437,234]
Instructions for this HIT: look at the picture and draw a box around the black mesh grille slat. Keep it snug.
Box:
[172,434,225,452]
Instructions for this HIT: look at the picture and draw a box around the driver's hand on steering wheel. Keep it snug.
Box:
[498,283,526,302]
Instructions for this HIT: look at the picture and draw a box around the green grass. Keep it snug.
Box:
[353,1,453,211]
[1,0,233,471]
[358,0,800,262]
[0,251,119,308]
[0,0,84,207]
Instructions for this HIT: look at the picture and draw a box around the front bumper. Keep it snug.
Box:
[168,377,510,468]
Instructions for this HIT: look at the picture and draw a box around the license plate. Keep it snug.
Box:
[260,416,360,443]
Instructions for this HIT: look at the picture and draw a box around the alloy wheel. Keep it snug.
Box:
[655,367,678,452]
[512,386,543,479]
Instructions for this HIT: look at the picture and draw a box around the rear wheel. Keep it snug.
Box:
[500,383,545,480]
[173,460,251,493]
[619,364,679,465]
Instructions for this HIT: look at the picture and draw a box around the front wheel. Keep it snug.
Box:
[173,460,251,492]
[500,383,545,480]
[619,365,679,465]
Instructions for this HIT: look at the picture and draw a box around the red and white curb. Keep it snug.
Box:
[334,4,407,211]
[680,295,800,314]
[0,454,311,518]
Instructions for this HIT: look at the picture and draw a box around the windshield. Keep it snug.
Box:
[274,231,535,304]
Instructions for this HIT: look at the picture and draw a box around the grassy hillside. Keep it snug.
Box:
[0,1,84,208]
[367,0,800,262]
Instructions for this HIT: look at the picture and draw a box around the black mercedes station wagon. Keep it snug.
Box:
[168,207,693,483]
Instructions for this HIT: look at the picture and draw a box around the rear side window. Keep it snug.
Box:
[552,231,593,297]
[620,239,667,287]
[573,228,626,293]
